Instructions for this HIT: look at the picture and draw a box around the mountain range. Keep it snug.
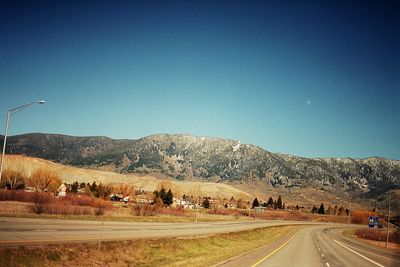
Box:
[3,133,399,205]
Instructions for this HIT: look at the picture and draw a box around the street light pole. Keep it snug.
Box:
[0,100,45,185]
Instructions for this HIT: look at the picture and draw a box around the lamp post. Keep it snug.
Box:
[0,100,45,185]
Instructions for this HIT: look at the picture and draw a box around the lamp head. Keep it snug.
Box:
[37,100,45,104]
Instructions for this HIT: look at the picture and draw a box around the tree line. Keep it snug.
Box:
[1,169,61,192]
[252,196,284,209]
[311,203,350,216]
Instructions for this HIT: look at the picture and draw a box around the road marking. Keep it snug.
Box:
[333,239,385,267]
[321,253,324,257]
[326,263,330,267]
[251,232,297,267]
[338,241,400,263]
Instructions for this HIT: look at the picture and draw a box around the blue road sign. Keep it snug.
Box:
[368,216,378,228]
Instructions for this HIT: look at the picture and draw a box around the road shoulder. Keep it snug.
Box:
[213,226,302,267]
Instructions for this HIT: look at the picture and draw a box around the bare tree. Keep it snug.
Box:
[28,169,62,192]
[114,183,134,196]
[1,169,26,189]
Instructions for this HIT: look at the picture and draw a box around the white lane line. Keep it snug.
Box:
[333,239,385,267]
[326,263,330,267]
[321,253,324,257]
[339,241,400,263]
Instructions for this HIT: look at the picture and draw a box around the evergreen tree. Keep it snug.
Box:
[252,198,260,208]
[276,195,283,209]
[318,203,325,214]
[203,198,210,209]
[71,181,79,194]
[159,187,166,202]
[90,181,97,192]
[295,204,300,210]
[338,206,344,216]
[266,197,274,207]
[164,189,173,206]
[311,205,318,213]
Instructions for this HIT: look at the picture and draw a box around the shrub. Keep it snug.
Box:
[0,189,35,202]
[0,189,111,216]
[31,192,53,214]
[131,204,156,216]
[94,199,109,216]
[356,228,400,244]
[207,208,242,217]
[154,206,186,217]
[46,203,93,216]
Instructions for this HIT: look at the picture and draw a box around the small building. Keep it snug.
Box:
[58,184,67,197]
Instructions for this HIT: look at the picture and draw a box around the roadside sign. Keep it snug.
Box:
[368,216,378,228]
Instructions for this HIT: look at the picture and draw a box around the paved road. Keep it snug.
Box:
[218,225,400,267]
[0,217,310,247]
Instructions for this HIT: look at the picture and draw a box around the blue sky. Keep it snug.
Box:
[0,0,399,159]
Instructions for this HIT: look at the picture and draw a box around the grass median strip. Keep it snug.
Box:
[0,224,300,267]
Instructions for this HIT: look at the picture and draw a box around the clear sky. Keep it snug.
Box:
[0,0,399,159]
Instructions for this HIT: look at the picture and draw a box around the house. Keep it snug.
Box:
[171,198,196,209]
[57,184,67,197]
[134,195,152,204]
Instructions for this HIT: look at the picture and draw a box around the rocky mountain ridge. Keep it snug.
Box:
[2,133,399,200]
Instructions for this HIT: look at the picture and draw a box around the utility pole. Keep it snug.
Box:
[385,191,391,248]
[195,185,199,223]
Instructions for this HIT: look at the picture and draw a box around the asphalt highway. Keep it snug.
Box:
[2,217,398,267]
[218,225,400,267]
[0,217,308,247]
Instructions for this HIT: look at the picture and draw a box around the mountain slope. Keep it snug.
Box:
[2,155,252,200]
[3,133,399,200]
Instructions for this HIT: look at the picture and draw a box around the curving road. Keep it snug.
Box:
[2,217,398,267]
[0,217,309,247]
[218,225,400,267]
